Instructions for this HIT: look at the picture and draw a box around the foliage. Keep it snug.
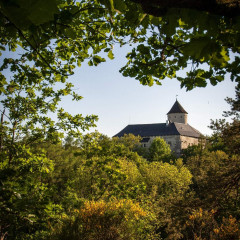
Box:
[224,83,240,119]
[181,144,205,162]
[37,134,194,239]
[118,2,240,90]
[71,156,140,200]
[143,160,192,198]
[77,132,142,159]
[185,208,240,240]
[215,215,240,240]
[0,145,55,239]
[132,0,240,17]
[186,150,240,212]
[148,137,172,162]
[1,128,240,240]
[209,83,240,155]
[177,89,240,240]
[51,199,155,240]
[0,1,123,237]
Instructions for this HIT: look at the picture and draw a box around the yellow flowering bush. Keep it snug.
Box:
[215,215,240,239]
[185,208,240,240]
[185,208,218,240]
[80,199,146,219]
[51,199,156,240]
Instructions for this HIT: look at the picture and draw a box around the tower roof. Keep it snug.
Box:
[167,100,188,114]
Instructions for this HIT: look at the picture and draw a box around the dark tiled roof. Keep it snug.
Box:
[167,100,188,114]
[114,123,177,137]
[114,122,201,138]
[174,123,201,138]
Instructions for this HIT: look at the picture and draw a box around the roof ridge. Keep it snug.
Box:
[127,123,165,126]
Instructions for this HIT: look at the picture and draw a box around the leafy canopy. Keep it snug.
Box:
[0,0,126,146]
[118,4,240,90]
[1,0,240,96]
[148,137,171,161]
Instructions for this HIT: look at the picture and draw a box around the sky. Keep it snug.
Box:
[59,44,237,137]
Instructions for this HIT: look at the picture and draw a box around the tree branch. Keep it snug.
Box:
[0,13,71,77]
[0,108,5,151]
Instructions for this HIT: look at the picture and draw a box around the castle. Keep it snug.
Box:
[114,100,202,155]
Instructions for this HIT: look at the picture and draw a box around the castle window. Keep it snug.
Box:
[168,141,172,146]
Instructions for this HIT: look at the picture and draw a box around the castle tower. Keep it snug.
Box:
[167,100,188,124]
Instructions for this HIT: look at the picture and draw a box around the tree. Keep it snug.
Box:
[209,83,240,155]
[0,1,118,238]
[0,145,56,239]
[1,0,240,96]
[143,160,192,197]
[117,0,240,90]
[0,0,119,145]
[148,137,171,162]
[70,133,146,200]
[185,208,240,240]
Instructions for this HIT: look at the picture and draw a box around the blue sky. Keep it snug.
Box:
[60,45,237,137]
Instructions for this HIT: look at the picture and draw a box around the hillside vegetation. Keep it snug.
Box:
[1,86,240,239]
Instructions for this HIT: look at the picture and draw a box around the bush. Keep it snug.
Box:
[51,199,156,240]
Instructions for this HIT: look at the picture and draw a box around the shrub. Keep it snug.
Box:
[51,199,156,240]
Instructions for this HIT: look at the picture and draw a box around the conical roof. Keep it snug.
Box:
[167,100,188,114]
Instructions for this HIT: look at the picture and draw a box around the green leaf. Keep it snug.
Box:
[88,60,93,66]
[114,0,126,12]
[25,0,58,25]
[150,16,162,26]
[182,37,216,60]
[64,28,77,39]
[107,50,114,59]
[92,56,106,66]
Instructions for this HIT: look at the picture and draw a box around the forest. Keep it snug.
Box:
[0,0,240,239]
